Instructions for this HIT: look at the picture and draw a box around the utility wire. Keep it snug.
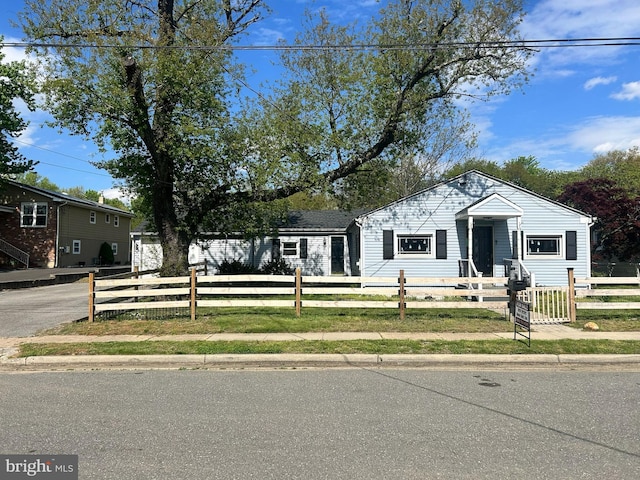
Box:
[2,37,640,51]
[7,35,639,183]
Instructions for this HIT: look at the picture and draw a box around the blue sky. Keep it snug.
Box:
[2,0,640,201]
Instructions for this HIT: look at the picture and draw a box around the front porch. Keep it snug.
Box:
[455,192,529,283]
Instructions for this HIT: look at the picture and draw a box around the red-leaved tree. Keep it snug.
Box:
[558,178,640,261]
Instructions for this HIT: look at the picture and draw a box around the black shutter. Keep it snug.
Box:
[566,231,577,260]
[383,230,394,259]
[300,238,308,259]
[272,238,281,260]
[436,230,447,259]
[512,231,519,259]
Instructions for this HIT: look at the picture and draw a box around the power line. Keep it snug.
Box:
[14,137,100,166]
[2,37,640,51]
[33,160,113,178]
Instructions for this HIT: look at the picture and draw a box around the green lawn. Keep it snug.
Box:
[18,339,640,357]
[42,307,513,335]
[23,306,640,358]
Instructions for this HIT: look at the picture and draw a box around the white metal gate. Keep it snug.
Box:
[517,286,571,324]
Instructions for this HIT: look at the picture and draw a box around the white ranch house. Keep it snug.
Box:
[131,171,594,285]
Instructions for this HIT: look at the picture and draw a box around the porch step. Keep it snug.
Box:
[0,238,29,268]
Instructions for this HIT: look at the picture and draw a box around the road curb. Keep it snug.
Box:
[2,353,639,370]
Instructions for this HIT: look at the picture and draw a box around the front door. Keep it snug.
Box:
[472,226,493,276]
[331,237,345,275]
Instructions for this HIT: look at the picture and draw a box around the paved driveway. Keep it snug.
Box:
[0,282,88,337]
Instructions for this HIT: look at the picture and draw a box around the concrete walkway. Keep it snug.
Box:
[2,324,640,348]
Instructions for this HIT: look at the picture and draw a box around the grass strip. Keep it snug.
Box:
[40,308,513,336]
[17,339,640,357]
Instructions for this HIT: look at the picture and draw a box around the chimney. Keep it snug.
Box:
[98,194,104,204]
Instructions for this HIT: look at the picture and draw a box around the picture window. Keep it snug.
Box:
[526,235,562,257]
[397,235,433,255]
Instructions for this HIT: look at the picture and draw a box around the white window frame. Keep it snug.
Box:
[525,235,563,259]
[105,213,110,224]
[114,215,119,227]
[396,234,434,257]
[72,240,81,254]
[111,243,118,256]
[282,241,298,257]
[90,211,96,224]
[20,202,48,227]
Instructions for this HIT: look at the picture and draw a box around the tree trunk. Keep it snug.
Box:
[158,222,191,277]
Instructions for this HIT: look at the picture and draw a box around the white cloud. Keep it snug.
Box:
[479,115,640,170]
[556,116,640,156]
[102,187,134,206]
[15,123,39,147]
[252,27,285,46]
[521,0,640,67]
[523,0,640,40]
[611,81,640,100]
[0,36,34,64]
[584,76,617,90]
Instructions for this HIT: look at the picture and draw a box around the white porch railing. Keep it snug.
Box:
[458,259,479,278]
[0,238,29,268]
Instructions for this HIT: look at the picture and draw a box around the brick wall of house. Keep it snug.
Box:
[0,204,58,268]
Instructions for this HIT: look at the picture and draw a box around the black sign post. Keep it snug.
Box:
[513,299,531,347]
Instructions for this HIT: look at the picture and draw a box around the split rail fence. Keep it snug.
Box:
[88,268,640,323]
[88,269,510,322]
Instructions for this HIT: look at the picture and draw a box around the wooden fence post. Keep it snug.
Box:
[399,269,406,321]
[295,268,302,317]
[567,268,576,323]
[88,272,95,322]
[190,267,197,322]
[133,266,139,303]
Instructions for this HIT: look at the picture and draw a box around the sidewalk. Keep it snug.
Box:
[3,324,640,347]
[2,325,640,370]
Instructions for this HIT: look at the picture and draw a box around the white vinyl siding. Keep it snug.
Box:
[359,171,592,285]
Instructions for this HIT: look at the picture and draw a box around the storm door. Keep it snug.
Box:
[472,225,493,276]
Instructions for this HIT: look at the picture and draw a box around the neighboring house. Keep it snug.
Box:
[131,171,594,286]
[0,179,133,268]
[131,210,364,276]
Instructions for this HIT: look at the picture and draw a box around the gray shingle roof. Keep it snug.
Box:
[279,210,366,232]
[3,179,133,216]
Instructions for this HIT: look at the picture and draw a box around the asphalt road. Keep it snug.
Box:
[1,369,638,479]
[0,282,88,337]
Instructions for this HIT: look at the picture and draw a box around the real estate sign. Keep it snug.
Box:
[513,299,531,347]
